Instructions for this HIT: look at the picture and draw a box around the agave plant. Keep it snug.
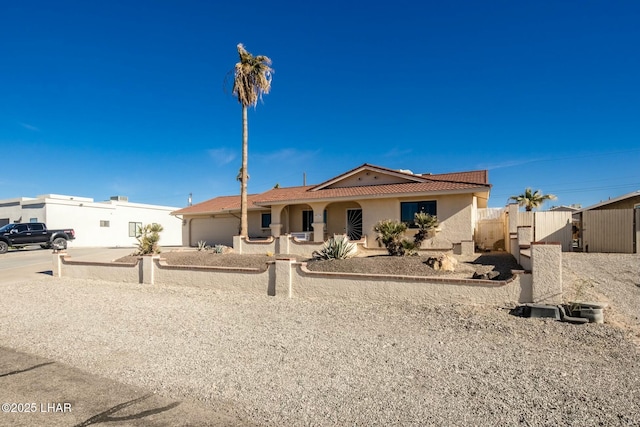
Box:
[312,235,357,260]
[196,240,209,251]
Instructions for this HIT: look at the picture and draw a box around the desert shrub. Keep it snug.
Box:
[401,240,419,256]
[134,223,163,255]
[374,219,408,256]
[197,240,209,251]
[313,235,357,260]
[212,244,225,254]
[413,212,439,246]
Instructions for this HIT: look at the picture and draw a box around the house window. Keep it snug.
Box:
[261,213,271,229]
[302,210,313,231]
[100,220,110,227]
[401,201,437,228]
[302,210,327,231]
[129,222,142,237]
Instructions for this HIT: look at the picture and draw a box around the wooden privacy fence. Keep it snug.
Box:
[582,209,637,253]
[477,208,573,252]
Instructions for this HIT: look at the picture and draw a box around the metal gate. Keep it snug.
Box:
[346,209,363,240]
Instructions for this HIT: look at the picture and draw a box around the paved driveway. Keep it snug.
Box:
[0,247,137,285]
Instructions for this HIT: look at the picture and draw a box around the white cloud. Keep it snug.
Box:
[208,148,237,166]
[478,158,545,170]
[19,122,40,132]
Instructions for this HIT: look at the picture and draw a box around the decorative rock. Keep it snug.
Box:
[472,271,500,280]
[425,254,457,272]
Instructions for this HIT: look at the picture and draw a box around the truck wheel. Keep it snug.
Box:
[52,237,67,250]
[0,241,8,254]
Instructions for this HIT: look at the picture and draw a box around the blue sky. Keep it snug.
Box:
[1,1,639,209]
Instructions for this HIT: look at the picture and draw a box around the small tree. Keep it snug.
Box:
[413,212,439,246]
[374,219,408,256]
[134,223,164,255]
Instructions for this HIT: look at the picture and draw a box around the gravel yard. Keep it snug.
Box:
[1,252,639,425]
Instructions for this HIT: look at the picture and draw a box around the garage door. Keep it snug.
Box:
[190,217,239,247]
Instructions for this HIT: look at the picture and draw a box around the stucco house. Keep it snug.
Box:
[173,164,491,254]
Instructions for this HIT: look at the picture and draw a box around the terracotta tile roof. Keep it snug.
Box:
[172,165,491,215]
[254,180,489,204]
[172,193,264,215]
[420,170,489,185]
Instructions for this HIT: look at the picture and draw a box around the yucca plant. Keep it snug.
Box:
[374,219,408,256]
[413,212,439,246]
[134,223,163,255]
[312,235,357,260]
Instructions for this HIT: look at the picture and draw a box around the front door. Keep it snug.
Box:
[346,209,363,240]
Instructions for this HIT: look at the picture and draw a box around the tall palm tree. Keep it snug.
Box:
[232,43,273,237]
[509,188,557,211]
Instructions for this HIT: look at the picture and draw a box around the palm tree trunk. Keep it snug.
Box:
[240,105,249,237]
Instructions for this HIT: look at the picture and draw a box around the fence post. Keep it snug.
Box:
[233,235,243,254]
[141,255,159,285]
[531,242,563,304]
[52,251,65,277]
[275,257,295,298]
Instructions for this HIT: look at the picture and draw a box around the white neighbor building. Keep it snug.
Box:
[0,194,182,248]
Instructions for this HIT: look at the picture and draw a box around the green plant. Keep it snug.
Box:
[509,188,557,211]
[413,212,439,246]
[374,219,408,256]
[196,240,209,251]
[230,43,273,238]
[134,223,164,255]
[401,240,419,256]
[312,235,357,260]
[212,244,225,254]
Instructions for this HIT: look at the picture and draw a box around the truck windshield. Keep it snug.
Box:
[0,224,15,232]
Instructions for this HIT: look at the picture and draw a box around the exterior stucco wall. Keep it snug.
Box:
[531,243,563,304]
[285,204,314,234]
[291,264,530,305]
[247,210,271,239]
[0,195,182,248]
[153,259,274,294]
[359,194,474,248]
[54,253,543,305]
[54,255,141,282]
[45,200,182,247]
[359,199,398,248]
[325,201,361,236]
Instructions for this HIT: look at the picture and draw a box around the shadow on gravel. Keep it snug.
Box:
[464,252,522,280]
[74,394,181,427]
[38,270,53,276]
[0,362,55,378]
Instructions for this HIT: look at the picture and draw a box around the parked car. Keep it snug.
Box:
[0,223,76,254]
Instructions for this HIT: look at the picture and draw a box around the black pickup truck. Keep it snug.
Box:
[0,223,76,254]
